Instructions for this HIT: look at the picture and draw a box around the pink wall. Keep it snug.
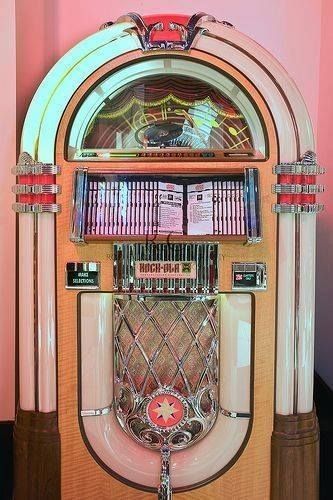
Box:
[2,0,329,420]
[316,0,333,389]
[0,0,16,421]
[16,0,322,134]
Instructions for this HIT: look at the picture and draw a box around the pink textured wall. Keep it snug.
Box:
[0,0,16,421]
[2,0,328,420]
[316,0,333,389]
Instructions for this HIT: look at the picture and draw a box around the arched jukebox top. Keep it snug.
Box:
[67,57,266,160]
[13,12,324,500]
[21,11,314,166]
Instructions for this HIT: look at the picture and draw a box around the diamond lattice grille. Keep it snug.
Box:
[114,296,218,398]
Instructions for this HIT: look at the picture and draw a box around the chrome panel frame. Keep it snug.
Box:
[70,167,88,243]
[114,243,219,294]
[244,168,262,244]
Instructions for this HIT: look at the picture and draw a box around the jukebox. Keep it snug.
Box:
[13,13,324,500]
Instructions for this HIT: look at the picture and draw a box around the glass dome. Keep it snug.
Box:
[68,57,267,161]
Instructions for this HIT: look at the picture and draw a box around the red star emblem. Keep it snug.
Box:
[147,393,184,428]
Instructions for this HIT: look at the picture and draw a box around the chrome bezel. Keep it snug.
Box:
[273,164,325,175]
[12,184,61,194]
[12,164,61,175]
[272,184,324,194]
[12,202,61,214]
[272,203,324,214]
[144,387,190,433]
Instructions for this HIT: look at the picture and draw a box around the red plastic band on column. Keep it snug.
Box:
[16,174,56,204]
[302,175,316,204]
[278,174,294,204]
[17,175,34,204]
[293,174,303,205]
[36,174,56,204]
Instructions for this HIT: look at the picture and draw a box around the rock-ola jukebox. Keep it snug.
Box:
[13,12,324,500]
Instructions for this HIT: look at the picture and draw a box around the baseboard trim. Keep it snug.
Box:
[0,420,14,500]
[314,372,333,500]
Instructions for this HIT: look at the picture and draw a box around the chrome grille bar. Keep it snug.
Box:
[113,243,219,294]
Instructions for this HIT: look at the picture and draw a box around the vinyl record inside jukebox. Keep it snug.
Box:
[13,13,324,500]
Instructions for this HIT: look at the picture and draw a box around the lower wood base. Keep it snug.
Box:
[13,408,60,500]
[12,408,320,499]
[271,408,319,500]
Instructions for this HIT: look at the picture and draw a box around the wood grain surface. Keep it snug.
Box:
[13,409,60,500]
[271,409,319,500]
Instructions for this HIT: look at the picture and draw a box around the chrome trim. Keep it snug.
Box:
[12,203,61,214]
[220,408,251,419]
[116,12,214,51]
[273,150,325,175]
[220,20,235,28]
[12,151,61,175]
[293,214,301,415]
[99,21,114,30]
[186,12,216,31]
[244,168,262,244]
[246,236,263,245]
[12,184,61,194]
[272,184,324,194]
[273,164,325,175]
[114,295,219,451]
[113,243,218,293]
[272,203,324,214]
[232,262,267,291]
[81,403,113,417]
[70,168,88,244]
[12,164,60,175]
[158,445,172,500]
[33,213,39,411]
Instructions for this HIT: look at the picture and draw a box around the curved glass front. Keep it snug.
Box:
[68,58,266,161]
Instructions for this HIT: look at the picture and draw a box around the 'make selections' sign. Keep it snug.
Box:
[66,262,100,289]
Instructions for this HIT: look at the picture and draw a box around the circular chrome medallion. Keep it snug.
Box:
[146,389,187,430]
